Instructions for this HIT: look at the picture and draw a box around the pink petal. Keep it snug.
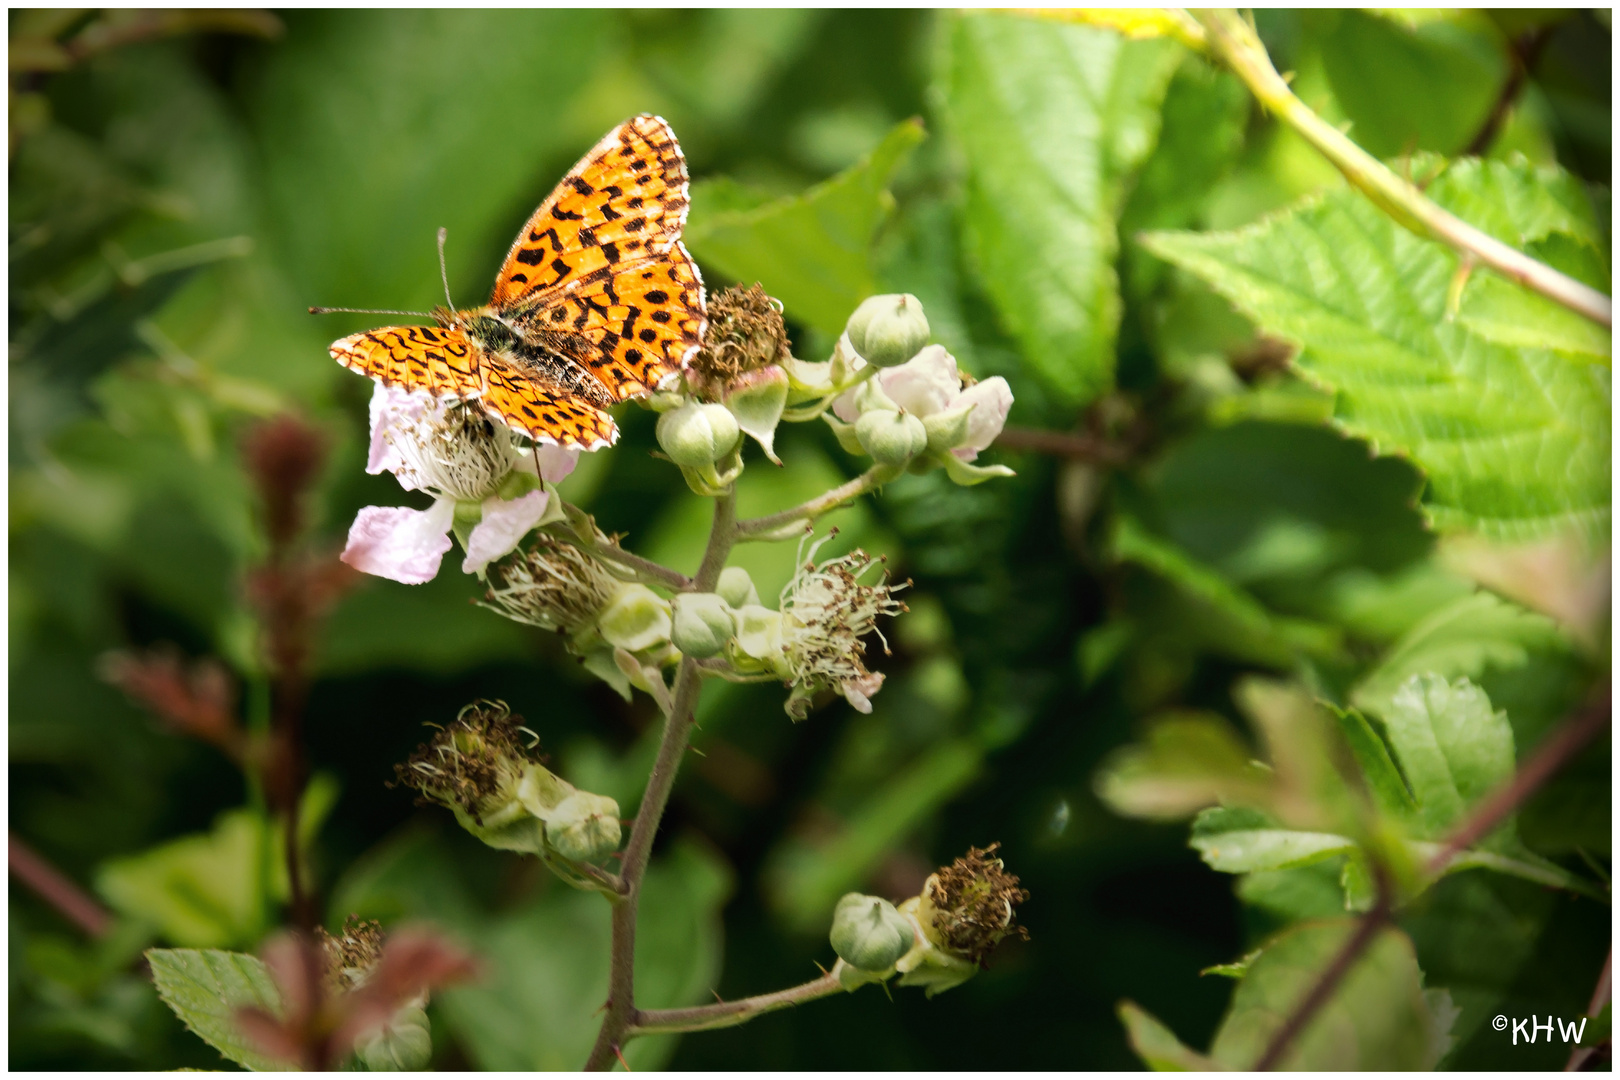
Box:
[461,489,549,574]
[367,383,435,487]
[840,671,885,713]
[341,500,455,584]
[952,376,1013,460]
[879,345,959,418]
[530,443,580,485]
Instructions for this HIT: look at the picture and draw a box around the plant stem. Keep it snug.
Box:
[570,529,694,591]
[584,488,738,1071]
[734,465,891,541]
[630,968,845,1035]
[1567,949,1612,1070]
[1194,8,1612,328]
[8,832,112,937]
[1254,686,1611,1070]
[994,425,1133,464]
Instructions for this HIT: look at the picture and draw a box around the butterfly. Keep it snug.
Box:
[324,114,707,450]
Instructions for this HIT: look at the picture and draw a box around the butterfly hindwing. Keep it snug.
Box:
[478,355,618,450]
[491,114,693,309]
[520,244,707,399]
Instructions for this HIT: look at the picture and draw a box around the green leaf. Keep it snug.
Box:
[1350,591,1562,717]
[1142,159,1612,543]
[1329,705,1419,822]
[1190,826,1357,874]
[1093,713,1269,821]
[1113,514,1342,665]
[942,12,1182,406]
[97,778,339,949]
[1457,271,1611,362]
[1117,1000,1219,1071]
[1378,675,1514,841]
[1319,11,1505,158]
[1209,920,1438,1069]
[98,810,278,949]
[684,119,925,337]
[146,947,292,1071]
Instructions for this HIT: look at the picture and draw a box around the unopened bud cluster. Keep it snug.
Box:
[394,701,621,869]
[826,297,1015,485]
[828,843,1028,997]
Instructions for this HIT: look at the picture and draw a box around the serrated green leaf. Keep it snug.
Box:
[146,948,292,1071]
[942,12,1182,406]
[1351,592,1562,717]
[1117,1000,1219,1071]
[684,119,925,338]
[1142,159,1612,543]
[1379,675,1515,842]
[1209,921,1437,1069]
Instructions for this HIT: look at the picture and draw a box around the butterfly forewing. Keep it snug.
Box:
[491,115,693,308]
[333,323,617,449]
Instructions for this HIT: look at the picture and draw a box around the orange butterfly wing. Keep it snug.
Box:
[491,114,706,401]
[330,325,617,450]
[493,114,693,308]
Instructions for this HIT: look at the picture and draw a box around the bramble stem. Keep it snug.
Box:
[1193,8,1612,329]
[735,465,894,541]
[629,967,846,1035]
[584,488,738,1071]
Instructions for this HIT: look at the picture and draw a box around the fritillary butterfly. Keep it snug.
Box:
[328,114,707,449]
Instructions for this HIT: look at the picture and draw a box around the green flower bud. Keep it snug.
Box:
[656,400,741,467]
[855,410,928,467]
[716,566,761,609]
[543,790,622,862]
[852,375,899,415]
[830,893,914,972]
[596,583,673,653]
[670,592,736,659]
[844,294,930,368]
[355,1003,433,1071]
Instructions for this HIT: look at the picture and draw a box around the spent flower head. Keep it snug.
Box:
[481,531,623,636]
[777,532,908,719]
[686,283,792,401]
[318,915,387,994]
[915,842,1029,965]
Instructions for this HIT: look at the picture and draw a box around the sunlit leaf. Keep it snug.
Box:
[146,947,293,1072]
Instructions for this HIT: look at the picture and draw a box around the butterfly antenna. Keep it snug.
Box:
[308,306,434,317]
[437,227,454,310]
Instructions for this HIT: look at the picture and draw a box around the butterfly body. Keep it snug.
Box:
[329,115,706,450]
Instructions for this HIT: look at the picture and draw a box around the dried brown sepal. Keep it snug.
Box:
[687,283,791,400]
[391,700,540,823]
[924,842,1030,966]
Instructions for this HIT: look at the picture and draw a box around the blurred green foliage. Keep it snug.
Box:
[9,8,1610,1071]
